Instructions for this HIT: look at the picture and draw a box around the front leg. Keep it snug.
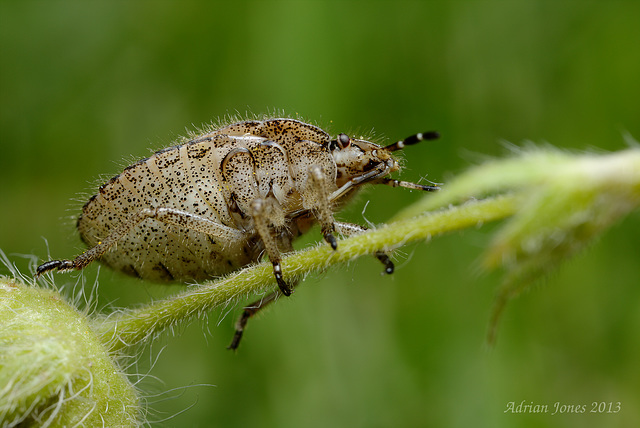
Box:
[307,164,338,250]
[250,197,294,296]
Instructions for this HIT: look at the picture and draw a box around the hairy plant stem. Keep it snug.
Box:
[96,194,519,354]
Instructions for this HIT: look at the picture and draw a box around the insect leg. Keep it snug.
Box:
[307,164,338,250]
[334,221,394,274]
[37,208,244,276]
[227,288,297,350]
[378,178,440,192]
[251,197,293,296]
[228,292,277,350]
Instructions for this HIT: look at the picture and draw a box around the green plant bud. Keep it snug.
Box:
[0,278,139,426]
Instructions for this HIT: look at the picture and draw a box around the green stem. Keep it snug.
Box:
[96,194,518,353]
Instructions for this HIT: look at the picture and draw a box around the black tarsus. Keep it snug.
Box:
[375,252,395,274]
[325,232,338,250]
[273,262,293,296]
[36,259,74,277]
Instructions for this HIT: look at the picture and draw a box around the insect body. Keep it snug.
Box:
[37,117,439,348]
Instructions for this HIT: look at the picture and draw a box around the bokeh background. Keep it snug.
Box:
[2,1,639,427]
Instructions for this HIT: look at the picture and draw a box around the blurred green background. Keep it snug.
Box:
[1,1,639,427]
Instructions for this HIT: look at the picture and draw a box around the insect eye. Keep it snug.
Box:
[329,133,350,151]
[338,133,351,149]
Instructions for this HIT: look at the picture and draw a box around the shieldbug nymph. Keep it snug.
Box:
[37,117,439,349]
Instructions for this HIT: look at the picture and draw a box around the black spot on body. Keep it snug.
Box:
[154,145,180,155]
[188,136,213,145]
[81,194,98,211]
[187,145,212,159]
[152,262,175,281]
[122,264,142,279]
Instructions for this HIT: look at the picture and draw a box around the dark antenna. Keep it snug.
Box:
[384,131,439,152]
